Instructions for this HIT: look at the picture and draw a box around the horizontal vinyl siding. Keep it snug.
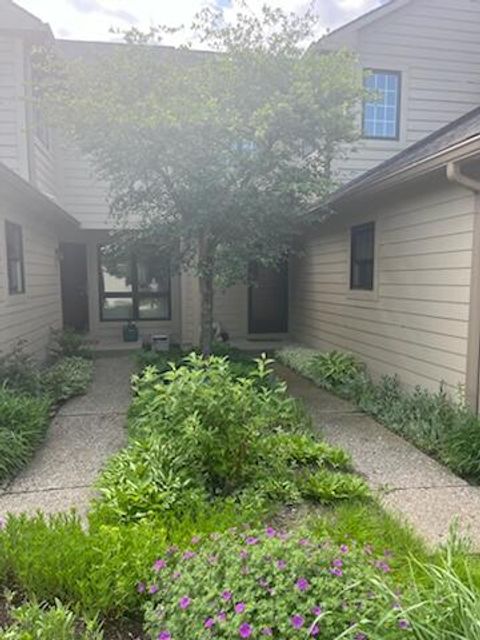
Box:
[214,284,248,339]
[333,0,480,182]
[0,201,62,360]
[0,36,27,179]
[290,181,476,392]
[60,145,111,228]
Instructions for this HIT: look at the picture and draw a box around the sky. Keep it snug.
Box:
[13,0,386,44]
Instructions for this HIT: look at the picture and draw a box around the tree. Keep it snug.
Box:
[37,5,364,352]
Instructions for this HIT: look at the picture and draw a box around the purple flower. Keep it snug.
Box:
[276,559,287,570]
[312,606,322,616]
[340,544,349,554]
[354,634,367,640]
[291,614,305,629]
[330,568,343,577]
[191,535,201,545]
[183,550,196,560]
[239,622,252,638]
[136,582,146,594]
[239,550,249,560]
[153,559,167,571]
[310,624,320,637]
[258,578,269,588]
[179,596,191,609]
[332,558,343,568]
[157,631,171,640]
[398,620,410,629]
[265,527,277,538]
[299,538,310,546]
[235,602,246,614]
[376,560,391,573]
[295,577,310,592]
[222,591,233,601]
[172,571,181,580]
[246,536,259,545]
[204,617,215,629]
[148,584,159,595]
[261,628,273,636]
[217,611,227,622]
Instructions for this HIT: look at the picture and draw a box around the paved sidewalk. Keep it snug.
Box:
[277,364,480,550]
[0,356,133,518]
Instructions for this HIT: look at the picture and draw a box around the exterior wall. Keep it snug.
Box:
[214,284,248,340]
[328,0,480,181]
[58,228,182,344]
[0,35,28,179]
[290,179,477,393]
[0,195,63,359]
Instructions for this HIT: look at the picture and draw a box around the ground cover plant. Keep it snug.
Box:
[277,346,480,482]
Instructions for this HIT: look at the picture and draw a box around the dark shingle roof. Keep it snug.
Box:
[331,105,480,203]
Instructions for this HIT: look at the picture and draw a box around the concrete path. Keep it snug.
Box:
[0,356,133,518]
[277,364,480,550]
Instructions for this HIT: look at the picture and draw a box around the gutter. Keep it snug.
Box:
[446,161,480,193]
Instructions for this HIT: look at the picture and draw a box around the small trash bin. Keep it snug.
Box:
[152,334,170,352]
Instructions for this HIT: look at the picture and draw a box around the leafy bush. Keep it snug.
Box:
[142,526,402,640]
[0,389,51,482]
[42,357,93,404]
[49,328,92,361]
[309,350,364,394]
[278,345,480,483]
[93,354,367,525]
[0,599,103,640]
[0,342,41,396]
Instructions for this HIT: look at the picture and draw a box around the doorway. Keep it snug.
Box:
[248,262,288,334]
[60,242,89,332]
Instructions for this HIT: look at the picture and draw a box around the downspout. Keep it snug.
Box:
[447,161,480,412]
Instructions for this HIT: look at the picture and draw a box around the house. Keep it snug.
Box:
[1,0,480,406]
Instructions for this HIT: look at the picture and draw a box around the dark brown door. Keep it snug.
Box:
[248,262,288,334]
[60,242,89,332]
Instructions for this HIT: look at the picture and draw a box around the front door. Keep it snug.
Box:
[60,242,89,332]
[248,262,288,334]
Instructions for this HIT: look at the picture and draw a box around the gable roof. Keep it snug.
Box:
[0,0,49,33]
[0,161,78,226]
[318,0,413,46]
[329,106,480,205]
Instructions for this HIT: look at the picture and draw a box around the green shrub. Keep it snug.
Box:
[0,599,103,640]
[142,526,402,640]
[309,350,364,394]
[49,328,92,361]
[93,354,367,525]
[0,389,51,482]
[0,341,42,396]
[42,357,93,404]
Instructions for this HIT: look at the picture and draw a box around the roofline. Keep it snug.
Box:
[0,162,79,226]
[327,135,480,207]
[318,0,412,46]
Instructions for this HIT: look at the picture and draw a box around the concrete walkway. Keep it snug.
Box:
[0,355,132,518]
[277,364,480,550]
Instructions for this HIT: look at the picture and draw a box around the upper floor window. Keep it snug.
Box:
[98,245,171,321]
[362,70,401,140]
[350,222,375,291]
[5,221,25,295]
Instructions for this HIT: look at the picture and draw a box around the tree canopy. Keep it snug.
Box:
[37,5,364,350]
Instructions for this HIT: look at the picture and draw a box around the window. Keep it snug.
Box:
[5,221,25,294]
[350,222,375,291]
[363,70,401,140]
[98,245,171,321]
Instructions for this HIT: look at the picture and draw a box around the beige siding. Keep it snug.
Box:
[214,284,248,339]
[290,181,476,392]
[0,199,63,360]
[330,0,480,181]
[0,35,28,179]
[59,144,110,229]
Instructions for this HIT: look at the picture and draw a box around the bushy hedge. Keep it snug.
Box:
[91,354,368,527]
[277,346,480,482]
[43,357,93,404]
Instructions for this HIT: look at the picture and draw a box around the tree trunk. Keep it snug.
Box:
[198,234,215,356]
